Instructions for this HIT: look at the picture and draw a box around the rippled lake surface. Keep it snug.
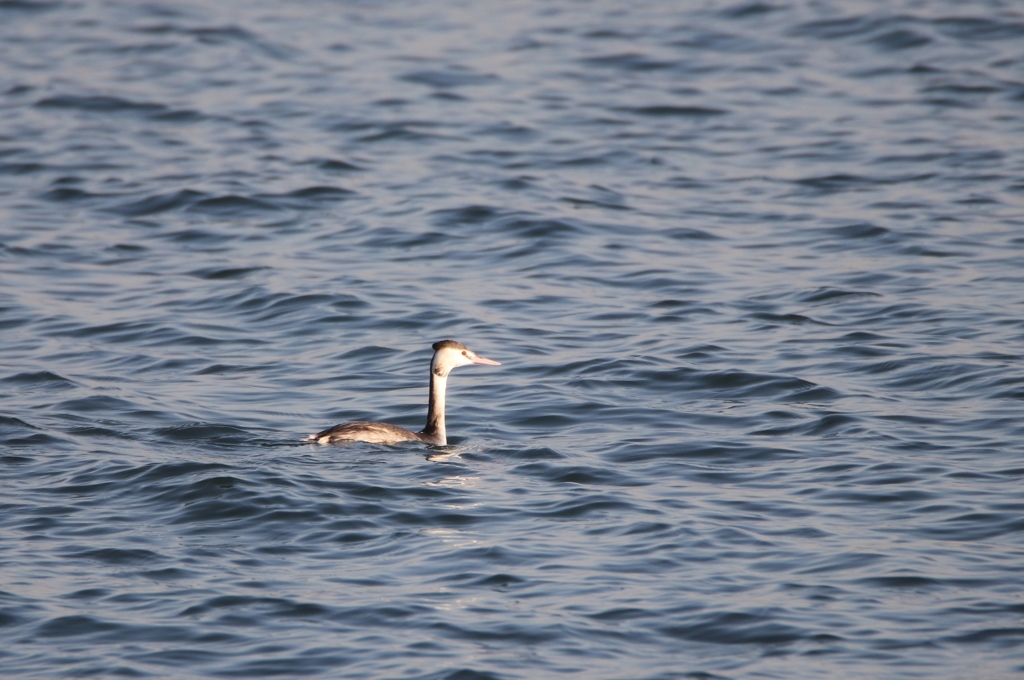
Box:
[2,0,1024,677]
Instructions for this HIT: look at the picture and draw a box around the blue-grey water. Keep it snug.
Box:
[2,1,1024,678]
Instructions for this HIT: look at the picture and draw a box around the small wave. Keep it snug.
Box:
[355,123,450,144]
[827,222,891,239]
[152,422,252,444]
[619,105,729,117]
[1,370,76,389]
[60,546,164,566]
[790,15,896,41]
[661,611,807,645]
[869,28,932,50]
[311,158,364,172]
[494,216,585,239]
[626,366,842,402]
[35,614,122,639]
[0,161,47,174]
[187,195,283,215]
[431,204,505,226]
[188,266,269,281]
[934,16,1024,42]
[580,52,676,71]
[54,394,140,414]
[400,67,497,88]
[510,462,626,486]
[39,187,111,203]
[752,412,863,437]
[719,3,782,20]
[110,189,207,216]
[35,94,205,122]
[790,172,935,194]
[797,287,882,304]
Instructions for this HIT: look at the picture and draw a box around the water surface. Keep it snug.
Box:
[2,0,1024,678]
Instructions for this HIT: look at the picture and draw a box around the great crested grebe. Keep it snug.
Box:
[305,340,500,446]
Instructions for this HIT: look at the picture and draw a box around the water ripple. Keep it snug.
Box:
[2,0,1023,678]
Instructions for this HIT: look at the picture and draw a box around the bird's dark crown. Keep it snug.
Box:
[432,339,468,351]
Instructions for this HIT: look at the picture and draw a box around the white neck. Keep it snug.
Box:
[420,366,448,446]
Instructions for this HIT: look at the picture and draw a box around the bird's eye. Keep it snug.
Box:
[462,351,468,356]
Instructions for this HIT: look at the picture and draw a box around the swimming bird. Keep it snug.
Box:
[306,340,500,446]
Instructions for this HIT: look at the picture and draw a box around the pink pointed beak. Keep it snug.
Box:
[472,355,501,366]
